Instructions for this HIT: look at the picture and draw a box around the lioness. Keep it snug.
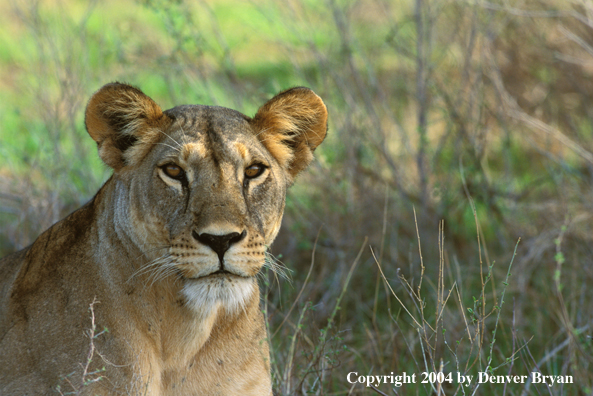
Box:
[0,83,327,395]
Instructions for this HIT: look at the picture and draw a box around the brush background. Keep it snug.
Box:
[1,0,592,394]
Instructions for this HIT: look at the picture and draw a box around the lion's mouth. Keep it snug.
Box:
[210,269,231,276]
[187,268,249,280]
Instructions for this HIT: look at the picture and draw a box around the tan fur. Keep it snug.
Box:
[0,83,327,395]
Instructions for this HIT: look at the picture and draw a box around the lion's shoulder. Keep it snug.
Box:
[0,196,99,310]
[0,249,27,326]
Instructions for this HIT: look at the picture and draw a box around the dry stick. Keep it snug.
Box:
[371,248,421,329]
[346,381,357,396]
[81,298,99,385]
[418,328,438,395]
[455,284,472,340]
[434,221,460,394]
[398,273,436,333]
[372,244,439,396]
[60,297,106,395]
[442,296,465,396]
[413,206,436,376]
[372,185,390,334]
[371,186,390,369]
[511,109,593,165]
[473,198,487,370]
[413,206,425,298]
[369,384,390,396]
[486,239,520,372]
[283,300,310,395]
[436,359,444,396]
[435,283,457,330]
[559,24,593,58]
[435,220,444,369]
[440,220,445,318]
[503,300,517,396]
[272,228,321,339]
[459,157,486,372]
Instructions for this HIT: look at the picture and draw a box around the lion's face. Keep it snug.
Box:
[85,84,327,316]
[127,106,290,314]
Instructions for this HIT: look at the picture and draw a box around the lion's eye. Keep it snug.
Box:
[162,164,185,180]
[245,164,266,179]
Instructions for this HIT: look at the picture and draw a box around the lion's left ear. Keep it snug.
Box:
[251,87,328,181]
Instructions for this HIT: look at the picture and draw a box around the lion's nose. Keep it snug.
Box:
[192,230,246,264]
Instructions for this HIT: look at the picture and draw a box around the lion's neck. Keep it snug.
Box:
[132,280,262,382]
[151,278,223,370]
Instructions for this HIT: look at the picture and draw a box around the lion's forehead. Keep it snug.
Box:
[163,104,258,163]
[165,104,252,140]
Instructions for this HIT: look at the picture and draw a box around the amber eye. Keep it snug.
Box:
[162,164,185,180]
[245,164,266,179]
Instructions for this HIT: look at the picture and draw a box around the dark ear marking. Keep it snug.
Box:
[113,134,139,153]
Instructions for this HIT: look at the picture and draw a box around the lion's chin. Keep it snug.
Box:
[181,275,256,318]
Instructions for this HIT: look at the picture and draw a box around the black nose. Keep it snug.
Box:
[192,230,246,264]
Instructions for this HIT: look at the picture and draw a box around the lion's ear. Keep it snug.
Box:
[85,83,169,170]
[251,87,328,181]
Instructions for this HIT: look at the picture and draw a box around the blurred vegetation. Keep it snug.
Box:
[1,0,593,394]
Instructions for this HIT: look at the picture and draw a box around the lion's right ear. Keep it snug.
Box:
[85,83,169,170]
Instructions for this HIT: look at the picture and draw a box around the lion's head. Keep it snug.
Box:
[85,83,327,316]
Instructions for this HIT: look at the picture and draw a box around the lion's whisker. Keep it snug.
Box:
[264,251,292,282]
[129,254,176,284]
[132,245,170,262]
[178,124,191,146]
[151,263,178,286]
[156,142,182,152]
[158,129,183,151]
